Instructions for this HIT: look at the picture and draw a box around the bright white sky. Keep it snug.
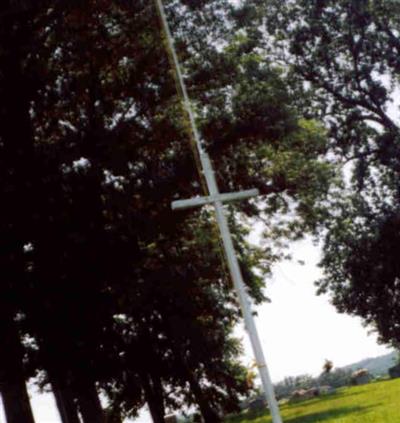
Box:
[239,236,392,382]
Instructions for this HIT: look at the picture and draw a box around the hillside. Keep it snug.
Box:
[227,378,400,423]
[341,351,398,376]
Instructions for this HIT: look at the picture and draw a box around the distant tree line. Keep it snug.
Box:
[273,369,353,400]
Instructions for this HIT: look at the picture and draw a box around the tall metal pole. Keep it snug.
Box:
[154,1,283,422]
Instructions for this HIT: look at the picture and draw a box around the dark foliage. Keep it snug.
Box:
[0,1,332,422]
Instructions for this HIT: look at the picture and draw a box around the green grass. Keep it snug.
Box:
[226,379,400,423]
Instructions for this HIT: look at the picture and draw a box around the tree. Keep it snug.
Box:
[318,368,352,389]
[253,0,400,348]
[0,1,51,421]
[323,360,334,375]
[0,1,333,423]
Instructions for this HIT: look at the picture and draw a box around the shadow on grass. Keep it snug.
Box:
[284,404,378,423]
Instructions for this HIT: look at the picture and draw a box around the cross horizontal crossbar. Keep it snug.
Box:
[171,188,259,211]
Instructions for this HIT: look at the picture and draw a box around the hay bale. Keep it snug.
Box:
[351,369,371,385]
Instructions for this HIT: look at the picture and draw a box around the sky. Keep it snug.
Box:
[238,237,392,382]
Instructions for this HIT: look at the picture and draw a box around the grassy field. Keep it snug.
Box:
[226,378,400,423]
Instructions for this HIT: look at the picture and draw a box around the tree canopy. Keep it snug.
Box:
[252,0,400,348]
[0,1,332,422]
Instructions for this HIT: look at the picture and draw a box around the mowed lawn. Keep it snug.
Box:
[226,378,400,423]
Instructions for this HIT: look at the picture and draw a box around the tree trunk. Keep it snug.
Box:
[1,384,35,423]
[0,8,39,423]
[185,367,221,423]
[76,381,105,423]
[51,378,81,423]
[141,373,165,423]
[0,314,35,423]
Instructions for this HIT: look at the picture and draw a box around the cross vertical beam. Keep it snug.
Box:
[154,1,283,422]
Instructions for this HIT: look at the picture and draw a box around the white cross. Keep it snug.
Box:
[155,1,283,422]
[171,188,259,211]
